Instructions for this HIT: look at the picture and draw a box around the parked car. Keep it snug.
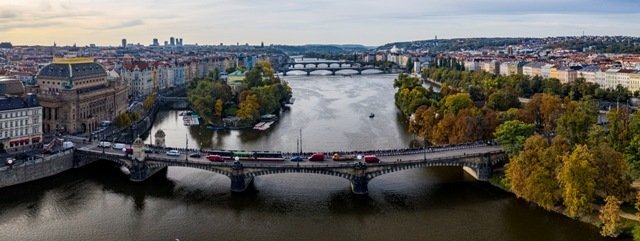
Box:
[308,153,325,161]
[166,150,180,156]
[5,158,15,165]
[144,147,153,153]
[364,155,380,163]
[206,154,224,162]
[125,146,133,154]
[189,153,202,158]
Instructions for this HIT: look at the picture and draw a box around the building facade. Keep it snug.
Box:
[35,57,128,134]
[0,77,42,153]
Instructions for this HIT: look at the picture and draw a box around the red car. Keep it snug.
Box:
[207,154,224,162]
[364,155,380,163]
[308,153,325,162]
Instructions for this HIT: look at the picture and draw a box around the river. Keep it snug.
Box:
[0,74,621,241]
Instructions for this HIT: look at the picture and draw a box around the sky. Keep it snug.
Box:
[1,0,639,46]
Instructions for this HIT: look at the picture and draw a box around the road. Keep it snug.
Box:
[78,143,502,167]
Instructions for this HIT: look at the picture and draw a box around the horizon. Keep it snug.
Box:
[1,0,640,46]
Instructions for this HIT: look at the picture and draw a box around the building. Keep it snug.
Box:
[121,39,127,48]
[0,77,42,153]
[35,57,128,134]
[557,67,578,84]
[152,38,159,46]
[170,37,175,46]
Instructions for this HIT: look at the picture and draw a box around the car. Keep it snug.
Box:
[5,158,15,165]
[113,143,126,150]
[206,154,224,162]
[308,153,325,161]
[364,155,380,163]
[125,147,133,154]
[290,156,304,162]
[144,147,153,153]
[98,141,112,148]
[189,153,202,158]
[166,150,180,156]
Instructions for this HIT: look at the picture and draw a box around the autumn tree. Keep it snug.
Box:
[558,144,597,218]
[236,92,260,123]
[214,99,224,118]
[494,120,535,157]
[607,108,631,151]
[506,135,560,210]
[441,93,473,115]
[599,195,622,237]
[592,143,632,199]
[555,100,597,146]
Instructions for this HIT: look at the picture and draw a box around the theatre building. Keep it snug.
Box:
[35,57,128,134]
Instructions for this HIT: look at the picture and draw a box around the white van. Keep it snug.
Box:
[62,141,75,151]
[98,141,112,148]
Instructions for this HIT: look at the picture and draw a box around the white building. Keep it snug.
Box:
[0,78,42,153]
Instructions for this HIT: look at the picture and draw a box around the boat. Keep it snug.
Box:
[253,122,266,130]
[369,113,375,118]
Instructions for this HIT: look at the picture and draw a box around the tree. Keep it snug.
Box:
[599,195,622,237]
[506,135,560,210]
[555,100,597,146]
[114,112,132,128]
[143,94,156,110]
[592,143,632,199]
[486,88,521,111]
[236,92,260,123]
[558,144,597,218]
[625,135,640,179]
[494,120,535,157]
[607,108,631,151]
[214,99,224,118]
[442,93,473,115]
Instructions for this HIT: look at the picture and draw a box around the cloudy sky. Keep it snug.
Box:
[1,0,639,46]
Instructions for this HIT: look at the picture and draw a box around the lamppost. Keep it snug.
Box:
[185,133,189,163]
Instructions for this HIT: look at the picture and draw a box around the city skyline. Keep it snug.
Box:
[1,0,640,46]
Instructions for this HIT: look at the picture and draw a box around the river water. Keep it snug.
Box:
[0,74,620,241]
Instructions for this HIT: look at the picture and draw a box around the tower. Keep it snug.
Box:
[170,37,175,46]
[121,39,127,48]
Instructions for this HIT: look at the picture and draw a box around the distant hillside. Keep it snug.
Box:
[377,38,540,52]
[274,44,372,55]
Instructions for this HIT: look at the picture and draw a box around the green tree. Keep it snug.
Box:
[625,135,640,179]
[558,144,597,218]
[494,120,535,157]
[114,112,132,128]
[442,93,473,115]
[486,88,521,111]
[592,143,632,198]
[607,108,631,151]
[599,195,622,237]
[555,100,597,146]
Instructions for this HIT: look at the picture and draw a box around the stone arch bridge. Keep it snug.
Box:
[74,146,506,195]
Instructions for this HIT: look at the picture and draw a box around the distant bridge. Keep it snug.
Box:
[282,60,389,76]
[74,144,505,195]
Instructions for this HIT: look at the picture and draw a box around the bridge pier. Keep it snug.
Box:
[350,162,369,195]
[230,161,253,193]
[331,70,336,76]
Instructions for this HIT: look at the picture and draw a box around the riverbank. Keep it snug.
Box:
[489,172,639,236]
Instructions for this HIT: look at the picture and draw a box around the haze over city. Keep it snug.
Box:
[2,0,640,46]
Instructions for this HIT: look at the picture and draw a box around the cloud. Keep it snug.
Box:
[1,0,639,45]
[103,19,145,30]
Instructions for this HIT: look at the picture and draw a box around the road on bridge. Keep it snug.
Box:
[78,144,502,167]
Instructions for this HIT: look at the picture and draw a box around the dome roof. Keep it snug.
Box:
[155,129,166,137]
[133,137,144,146]
[0,76,25,96]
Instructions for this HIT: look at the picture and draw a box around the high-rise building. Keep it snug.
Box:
[152,38,159,46]
[170,37,175,46]
[35,57,128,134]
[121,38,127,48]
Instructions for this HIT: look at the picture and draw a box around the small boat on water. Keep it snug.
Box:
[369,113,375,118]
